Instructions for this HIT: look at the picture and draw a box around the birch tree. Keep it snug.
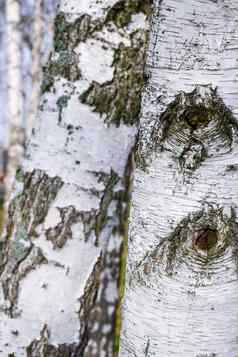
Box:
[0,0,151,356]
[24,0,57,140]
[26,0,45,140]
[5,0,24,205]
[120,1,238,356]
[3,0,56,206]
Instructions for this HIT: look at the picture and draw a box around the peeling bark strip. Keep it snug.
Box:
[0,0,152,356]
[121,1,238,357]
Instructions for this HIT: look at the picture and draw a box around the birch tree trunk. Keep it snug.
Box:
[0,0,151,355]
[26,0,45,140]
[120,1,238,356]
[6,0,25,206]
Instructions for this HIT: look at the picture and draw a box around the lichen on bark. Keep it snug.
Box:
[80,30,148,126]
[41,12,91,93]
[56,95,71,123]
[41,51,81,93]
[53,12,94,52]
[0,169,63,315]
[77,0,153,126]
[106,0,153,28]
[42,0,153,126]
[8,169,63,236]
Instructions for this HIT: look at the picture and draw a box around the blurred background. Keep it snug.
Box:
[0,0,58,204]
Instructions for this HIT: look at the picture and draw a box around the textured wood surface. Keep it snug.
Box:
[121,1,238,356]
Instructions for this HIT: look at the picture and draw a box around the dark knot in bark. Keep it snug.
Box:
[193,229,218,252]
[146,85,238,172]
[135,207,238,282]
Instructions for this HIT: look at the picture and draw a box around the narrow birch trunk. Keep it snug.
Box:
[120,1,238,356]
[0,1,151,355]
[26,0,45,140]
[5,0,25,206]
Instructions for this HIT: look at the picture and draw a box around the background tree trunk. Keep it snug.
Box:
[120,1,238,356]
[0,0,151,356]
[5,0,25,207]
[26,0,45,140]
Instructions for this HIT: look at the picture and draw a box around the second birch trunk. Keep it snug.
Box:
[121,1,238,356]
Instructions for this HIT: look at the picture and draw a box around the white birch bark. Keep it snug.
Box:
[121,1,238,356]
[5,0,25,206]
[0,1,151,355]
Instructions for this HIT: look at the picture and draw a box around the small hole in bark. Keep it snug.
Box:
[194,229,218,251]
[184,106,210,130]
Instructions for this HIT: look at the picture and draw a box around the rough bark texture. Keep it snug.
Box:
[121,1,238,356]
[0,0,151,356]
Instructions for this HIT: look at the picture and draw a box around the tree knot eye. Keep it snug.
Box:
[184,106,210,130]
[194,229,218,251]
